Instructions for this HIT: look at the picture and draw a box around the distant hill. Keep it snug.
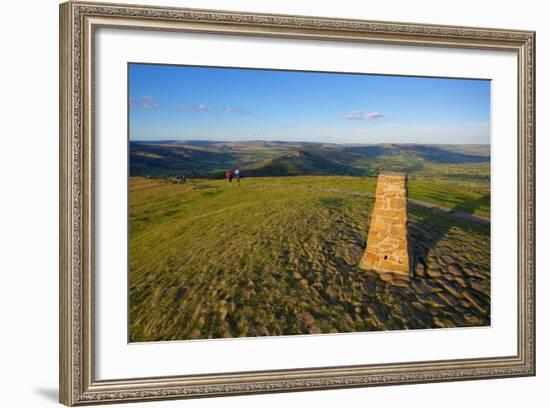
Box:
[245,148,360,177]
[129,142,235,177]
[342,144,489,164]
[129,140,490,179]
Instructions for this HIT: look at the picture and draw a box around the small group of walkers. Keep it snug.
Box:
[225,168,242,187]
[174,170,242,186]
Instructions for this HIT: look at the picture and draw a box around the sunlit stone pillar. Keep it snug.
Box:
[359,172,412,276]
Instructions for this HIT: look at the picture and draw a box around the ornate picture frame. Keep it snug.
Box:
[59,1,535,405]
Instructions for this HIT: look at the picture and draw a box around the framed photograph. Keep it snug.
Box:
[59,1,536,405]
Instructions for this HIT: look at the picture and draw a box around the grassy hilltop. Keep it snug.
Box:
[130,140,491,219]
[129,172,490,342]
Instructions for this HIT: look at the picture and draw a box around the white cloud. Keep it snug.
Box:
[178,103,209,112]
[221,106,252,115]
[177,104,253,114]
[343,111,385,120]
[131,95,159,109]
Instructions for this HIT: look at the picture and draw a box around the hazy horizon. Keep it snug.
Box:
[129,64,491,145]
[130,139,490,146]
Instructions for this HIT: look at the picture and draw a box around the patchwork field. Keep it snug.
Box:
[129,175,490,342]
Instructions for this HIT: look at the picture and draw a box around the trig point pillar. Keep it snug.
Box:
[359,172,412,276]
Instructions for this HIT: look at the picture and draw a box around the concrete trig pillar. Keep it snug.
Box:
[359,172,412,276]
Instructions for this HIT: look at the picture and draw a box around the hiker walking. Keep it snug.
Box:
[234,168,241,187]
[225,169,234,186]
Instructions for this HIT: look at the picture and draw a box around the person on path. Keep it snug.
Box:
[225,169,233,186]
[234,168,241,187]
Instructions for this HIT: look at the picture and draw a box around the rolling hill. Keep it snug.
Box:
[129,140,490,180]
[128,142,491,342]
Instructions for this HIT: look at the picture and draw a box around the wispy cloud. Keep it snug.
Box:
[177,104,253,114]
[178,103,209,112]
[343,111,385,120]
[221,106,252,115]
[131,95,159,109]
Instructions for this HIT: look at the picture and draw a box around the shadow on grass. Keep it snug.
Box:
[453,193,490,216]
[409,194,490,276]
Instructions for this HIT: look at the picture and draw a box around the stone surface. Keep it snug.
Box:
[359,172,412,275]
[414,261,425,277]
[448,264,463,277]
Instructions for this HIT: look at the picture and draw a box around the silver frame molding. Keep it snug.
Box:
[59,1,536,405]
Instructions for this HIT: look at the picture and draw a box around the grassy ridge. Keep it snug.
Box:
[129,176,491,341]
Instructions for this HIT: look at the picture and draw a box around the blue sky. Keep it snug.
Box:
[129,63,490,144]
